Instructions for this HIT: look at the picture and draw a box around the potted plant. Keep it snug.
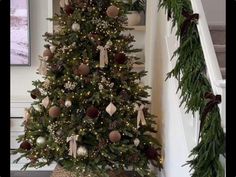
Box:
[124,0,145,26]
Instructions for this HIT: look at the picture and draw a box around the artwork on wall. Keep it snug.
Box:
[10,0,30,66]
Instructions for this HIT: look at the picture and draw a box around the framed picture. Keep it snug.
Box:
[10,0,30,66]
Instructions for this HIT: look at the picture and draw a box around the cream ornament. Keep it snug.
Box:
[23,108,30,122]
[42,96,50,108]
[106,102,117,116]
[33,104,42,112]
[77,146,88,157]
[65,100,72,107]
[72,22,80,31]
[59,0,70,8]
[67,135,78,158]
[134,138,140,147]
[135,104,146,129]
[50,45,56,53]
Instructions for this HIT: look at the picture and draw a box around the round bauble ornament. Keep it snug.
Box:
[77,64,90,76]
[64,4,74,15]
[109,130,121,143]
[43,48,53,61]
[145,146,158,160]
[49,106,61,118]
[72,22,80,32]
[77,146,88,157]
[20,141,32,150]
[86,106,99,119]
[114,53,126,64]
[36,136,46,145]
[30,89,41,99]
[65,100,72,107]
[106,5,119,18]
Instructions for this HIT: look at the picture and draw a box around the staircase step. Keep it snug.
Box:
[209,25,225,45]
[214,44,225,68]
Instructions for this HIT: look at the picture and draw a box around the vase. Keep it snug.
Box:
[126,11,141,26]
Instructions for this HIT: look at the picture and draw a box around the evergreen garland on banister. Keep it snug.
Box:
[158,0,225,177]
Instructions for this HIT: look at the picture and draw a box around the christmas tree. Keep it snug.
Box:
[13,0,162,176]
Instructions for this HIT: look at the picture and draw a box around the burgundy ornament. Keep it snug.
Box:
[20,141,32,150]
[119,90,130,100]
[86,106,99,119]
[30,89,41,99]
[64,4,74,15]
[114,53,126,64]
[145,146,158,160]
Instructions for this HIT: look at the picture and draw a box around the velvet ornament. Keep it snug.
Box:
[106,5,119,18]
[43,48,53,60]
[109,130,121,143]
[30,89,41,99]
[77,64,90,76]
[49,106,61,118]
[145,146,158,160]
[114,53,126,64]
[20,141,32,150]
[86,106,99,118]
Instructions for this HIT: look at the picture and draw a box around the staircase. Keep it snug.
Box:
[210,25,226,79]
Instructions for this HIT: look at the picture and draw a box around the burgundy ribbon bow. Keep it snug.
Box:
[180,9,199,38]
[199,92,221,133]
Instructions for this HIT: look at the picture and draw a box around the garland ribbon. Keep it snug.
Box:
[135,104,147,129]
[180,10,199,38]
[200,92,221,134]
[97,44,110,68]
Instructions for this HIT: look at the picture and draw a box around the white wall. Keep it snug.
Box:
[201,0,226,26]
[11,0,49,99]
[145,1,193,176]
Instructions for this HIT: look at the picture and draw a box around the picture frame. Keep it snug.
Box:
[10,0,31,66]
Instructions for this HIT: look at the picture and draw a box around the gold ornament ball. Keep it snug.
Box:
[49,106,61,118]
[43,48,53,60]
[77,64,90,76]
[106,5,119,18]
[109,130,121,143]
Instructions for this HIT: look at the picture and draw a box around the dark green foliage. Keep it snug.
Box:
[158,0,225,176]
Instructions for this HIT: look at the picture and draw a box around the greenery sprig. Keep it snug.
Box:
[158,0,225,176]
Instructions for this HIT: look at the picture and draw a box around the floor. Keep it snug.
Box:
[11,171,52,177]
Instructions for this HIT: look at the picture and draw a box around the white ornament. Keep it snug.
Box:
[134,138,140,147]
[50,45,56,53]
[64,81,76,90]
[42,96,50,108]
[77,146,88,157]
[106,40,113,47]
[109,83,114,88]
[72,22,80,31]
[36,136,46,145]
[33,105,42,112]
[106,102,117,116]
[65,100,72,107]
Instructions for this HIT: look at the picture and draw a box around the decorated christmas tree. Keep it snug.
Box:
[13,0,162,176]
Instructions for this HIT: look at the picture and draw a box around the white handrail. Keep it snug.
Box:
[190,0,226,93]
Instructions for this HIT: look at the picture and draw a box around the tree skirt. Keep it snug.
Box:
[51,165,141,177]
